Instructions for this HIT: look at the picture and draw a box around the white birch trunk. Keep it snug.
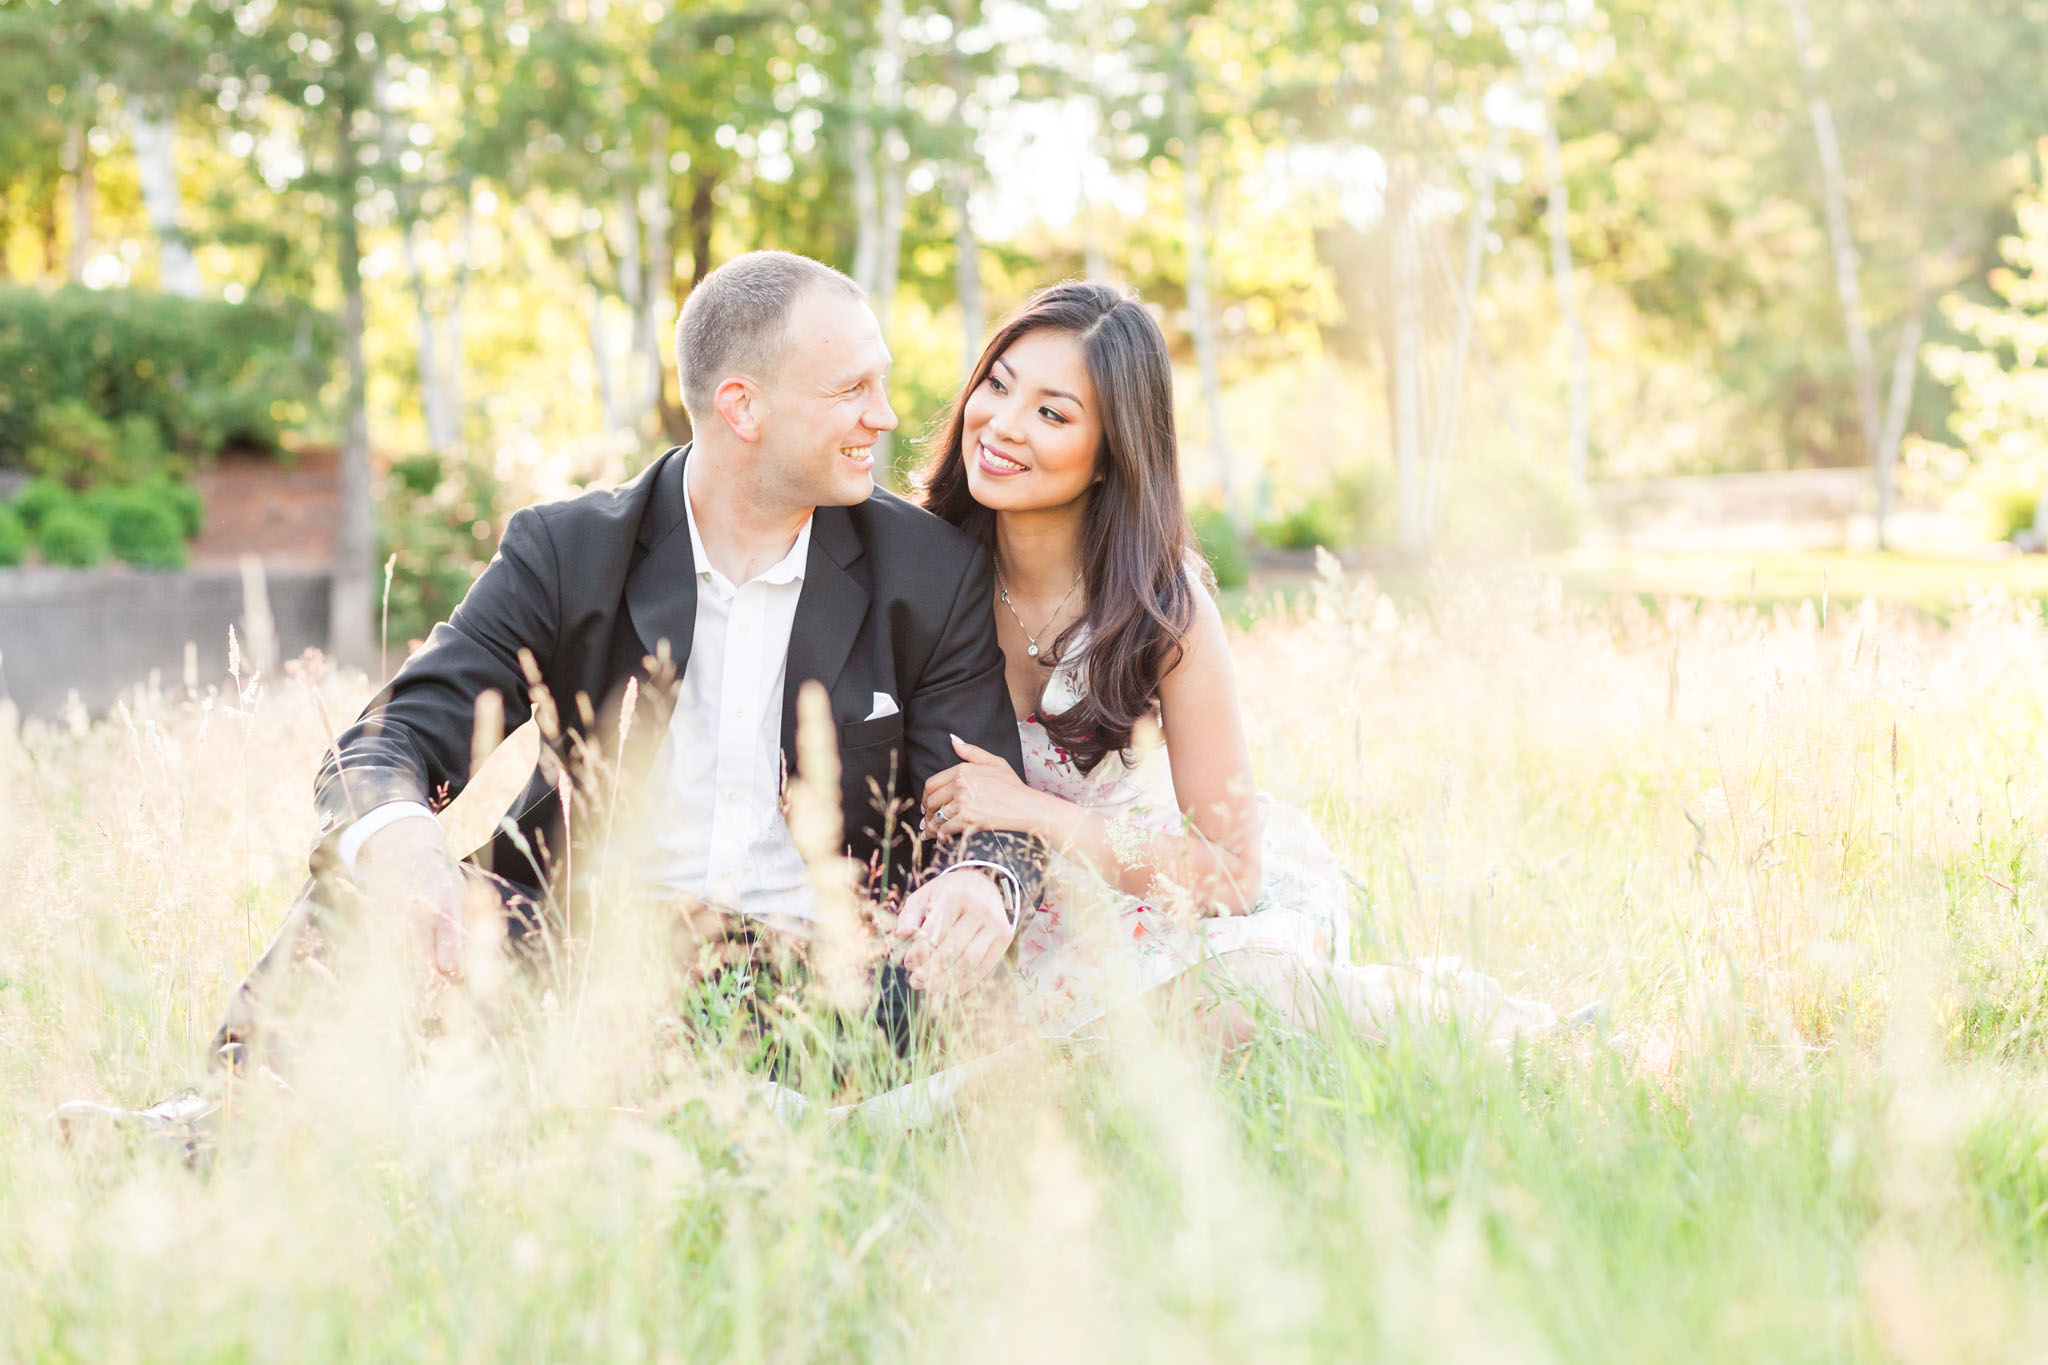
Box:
[65,108,92,283]
[1524,55,1591,492]
[641,116,674,421]
[1785,0,1889,542]
[586,236,622,434]
[128,102,200,297]
[952,166,983,380]
[1388,153,1427,551]
[402,219,455,453]
[444,189,473,446]
[1424,122,1505,537]
[1173,47,1236,525]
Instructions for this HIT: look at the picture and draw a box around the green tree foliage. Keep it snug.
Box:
[98,484,186,568]
[1926,142,2048,528]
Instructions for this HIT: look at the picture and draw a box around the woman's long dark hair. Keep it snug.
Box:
[918,281,1199,774]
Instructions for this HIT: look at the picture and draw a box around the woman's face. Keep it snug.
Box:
[961,328,1104,515]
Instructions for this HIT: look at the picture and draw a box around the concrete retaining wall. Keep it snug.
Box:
[0,565,331,719]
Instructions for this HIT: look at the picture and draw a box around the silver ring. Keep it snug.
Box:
[934,805,949,823]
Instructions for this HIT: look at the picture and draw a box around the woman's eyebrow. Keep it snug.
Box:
[994,356,1084,408]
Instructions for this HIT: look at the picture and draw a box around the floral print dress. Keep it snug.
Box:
[1010,639,1354,1037]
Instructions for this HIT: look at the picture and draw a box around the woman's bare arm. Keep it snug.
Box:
[1025,588,1265,913]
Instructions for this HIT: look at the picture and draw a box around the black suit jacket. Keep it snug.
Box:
[314,444,1041,911]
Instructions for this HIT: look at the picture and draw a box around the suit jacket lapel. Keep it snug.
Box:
[623,444,698,681]
[780,503,869,770]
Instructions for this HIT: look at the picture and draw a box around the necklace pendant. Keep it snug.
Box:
[1027,643,1039,658]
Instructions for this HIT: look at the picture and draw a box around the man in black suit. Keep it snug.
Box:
[213,250,1039,1067]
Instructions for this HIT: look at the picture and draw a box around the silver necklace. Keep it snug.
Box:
[995,561,1082,660]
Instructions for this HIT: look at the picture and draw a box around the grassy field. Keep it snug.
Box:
[8,565,2048,1360]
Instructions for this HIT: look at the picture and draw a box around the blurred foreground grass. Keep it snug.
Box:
[7,568,2048,1359]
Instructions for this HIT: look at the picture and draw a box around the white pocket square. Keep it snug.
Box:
[865,692,900,721]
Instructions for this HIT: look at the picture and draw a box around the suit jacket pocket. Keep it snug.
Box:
[837,712,905,750]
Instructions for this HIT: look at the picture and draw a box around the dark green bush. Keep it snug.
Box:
[37,507,108,567]
[1188,500,1251,591]
[0,285,335,473]
[0,505,25,567]
[100,486,188,568]
[9,476,72,532]
[148,476,205,540]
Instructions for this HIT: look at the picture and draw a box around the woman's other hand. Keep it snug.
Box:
[922,734,1053,839]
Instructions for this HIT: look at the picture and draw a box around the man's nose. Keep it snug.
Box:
[867,394,899,432]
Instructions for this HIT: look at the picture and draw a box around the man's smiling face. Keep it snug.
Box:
[752,286,899,508]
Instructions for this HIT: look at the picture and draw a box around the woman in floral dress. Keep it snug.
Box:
[914,281,1552,1045]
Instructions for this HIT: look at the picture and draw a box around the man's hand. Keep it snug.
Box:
[357,816,468,978]
[893,869,1012,995]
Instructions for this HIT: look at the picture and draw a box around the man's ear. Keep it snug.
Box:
[713,376,764,442]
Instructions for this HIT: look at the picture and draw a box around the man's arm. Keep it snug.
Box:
[314,505,562,856]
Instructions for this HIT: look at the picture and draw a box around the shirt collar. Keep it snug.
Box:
[683,454,813,589]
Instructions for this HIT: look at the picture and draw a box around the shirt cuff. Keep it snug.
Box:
[933,859,1024,933]
[335,801,439,880]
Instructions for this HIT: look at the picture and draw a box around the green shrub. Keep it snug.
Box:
[1188,500,1251,590]
[0,285,335,471]
[379,454,505,645]
[389,453,445,497]
[140,475,205,540]
[101,486,188,568]
[1256,499,1350,552]
[37,507,108,567]
[0,504,25,566]
[9,476,72,532]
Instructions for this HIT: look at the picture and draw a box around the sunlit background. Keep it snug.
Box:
[4,0,2046,680]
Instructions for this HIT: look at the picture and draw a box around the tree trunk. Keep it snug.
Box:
[402,219,451,452]
[65,107,93,283]
[641,116,674,422]
[1387,153,1427,552]
[128,101,200,297]
[1424,122,1505,537]
[951,165,982,380]
[1785,0,1888,544]
[588,244,621,436]
[1172,44,1236,526]
[444,186,473,447]
[948,11,983,380]
[1524,56,1591,492]
[611,185,649,432]
[331,98,377,672]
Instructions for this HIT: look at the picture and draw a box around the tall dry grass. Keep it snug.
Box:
[6,566,2048,1360]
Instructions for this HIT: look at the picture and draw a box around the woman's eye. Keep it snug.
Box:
[1040,408,1067,424]
[986,375,1006,394]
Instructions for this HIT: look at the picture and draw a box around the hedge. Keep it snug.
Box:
[0,286,335,473]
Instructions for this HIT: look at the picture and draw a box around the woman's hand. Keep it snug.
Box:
[922,734,1053,839]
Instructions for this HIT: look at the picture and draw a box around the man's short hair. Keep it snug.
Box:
[675,250,864,422]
